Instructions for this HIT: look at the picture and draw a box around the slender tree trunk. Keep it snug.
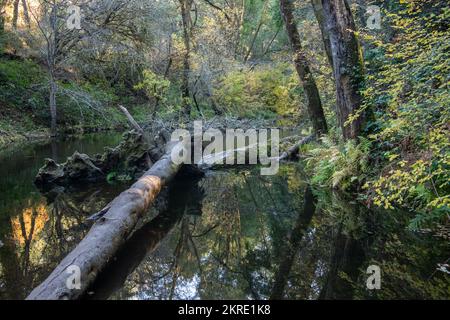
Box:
[0,1,6,42]
[179,0,192,118]
[21,0,31,27]
[243,20,263,62]
[244,0,268,63]
[233,0,246,58]
[49,76,58,137]
[12,0,20,29]
[48,2,58,137]
[321,0,367,140]
[311,0,334,69]
[279,0,328,136]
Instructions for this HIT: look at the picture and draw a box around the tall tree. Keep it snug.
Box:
[179,0,193,118]
[21,0,30,27]
[321,0,367,140]
[279,0,328,136]
[311,0,333,69]
[28,0,142,136]
[0,0,7,36]
[12,0,19,29]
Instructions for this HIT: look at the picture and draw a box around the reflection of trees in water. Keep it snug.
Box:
[270,187,317,300]
[0,184,124,299]
[105,166,450,301]
[107,169,315,300]
[2,163,448,300]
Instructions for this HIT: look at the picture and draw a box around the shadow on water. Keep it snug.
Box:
[0,137,449,300]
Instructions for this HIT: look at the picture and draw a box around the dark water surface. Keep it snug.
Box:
[0,134,449,300]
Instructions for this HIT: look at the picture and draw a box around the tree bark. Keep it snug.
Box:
[21,0,31,28]
[0,0,6,31]
[179,0,193,118]
[321,0,367,140]
[279,134,315,161]
[49,76,58,137]
[119,105,144,134]
[311,0,334,69]
[279,0,328,136]
[26,142,184,300]
[85,176,203,300]
[12,0,20,29]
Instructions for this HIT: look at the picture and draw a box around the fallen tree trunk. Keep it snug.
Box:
[279,134,315,161]
[27,141,183,300]
[85,177,204,300]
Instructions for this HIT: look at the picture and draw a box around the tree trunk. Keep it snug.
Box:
[0,0,6,32]
[21,0,31,28]
[321,0,367,140]
[311,0,334,69]
[85,177,203,300]
[179,0,192,118]
[49,77,58,137]
[26,142,184,300]
[279,0,328,136]
[12,0,20,29]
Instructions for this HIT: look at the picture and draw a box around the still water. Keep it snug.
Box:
[0,134,449,300]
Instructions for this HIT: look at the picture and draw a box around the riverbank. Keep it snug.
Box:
[0,112,48,148]
[0,115,125,150]
[0,55,148,149]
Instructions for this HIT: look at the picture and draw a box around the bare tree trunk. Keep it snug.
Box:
[311,0,334,69]
[48,2,58,137]
[279,0,328,136]
[0,1,6,41]
[243,20,263,62]
[49,76,58,137]
[86,177,203,300]
[321,0,367,140]
[12,0,20,29]
[26,142,184,300]
[21,0,31,27]
[179,0,192,118]
[118,105,144,134]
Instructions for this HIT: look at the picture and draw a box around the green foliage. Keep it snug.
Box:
[0,58,47,113]
[134,70,171,103]
[0,57,131,144]
[305,137,372,191]
[360,3,450,228]
[214,63,301,118]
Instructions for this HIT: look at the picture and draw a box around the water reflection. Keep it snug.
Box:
[96,167,449,300]
[0,133,124,299]
[0,136,449,300]
[85,176,205,300]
